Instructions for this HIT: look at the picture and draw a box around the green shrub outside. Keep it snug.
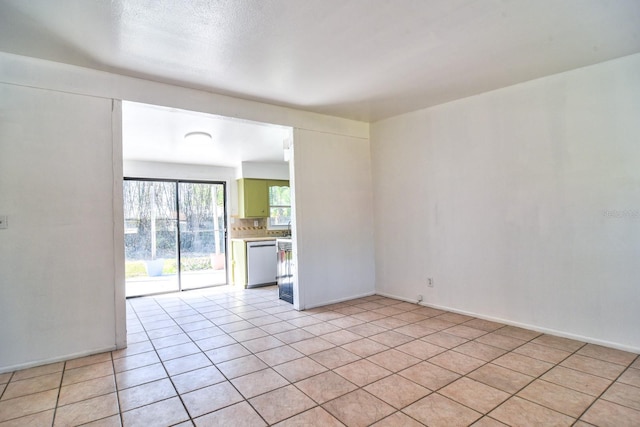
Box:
[125,257,214,278]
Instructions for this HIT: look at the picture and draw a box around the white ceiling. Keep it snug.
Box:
[1,0,639,123]
[122,101,292,167]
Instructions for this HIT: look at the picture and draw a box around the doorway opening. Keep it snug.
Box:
[121,100,295,300]
[123,178,227,297]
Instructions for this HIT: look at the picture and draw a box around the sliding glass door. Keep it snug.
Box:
[123,180,179,296]
[123,179,227,297]
[178,182,227,290]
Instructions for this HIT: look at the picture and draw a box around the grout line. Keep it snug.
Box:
[0,372,13,401]
[48,360,66,427]
[104,350,126,427]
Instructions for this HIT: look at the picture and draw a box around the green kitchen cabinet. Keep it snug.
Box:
[231,240,247,287]
[237,179,290,218]
[238,178,269,218]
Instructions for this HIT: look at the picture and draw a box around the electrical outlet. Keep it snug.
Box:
[427,278,434,287]
[0,215,7,229]
[254,220,259,227]
[417,294,423,303]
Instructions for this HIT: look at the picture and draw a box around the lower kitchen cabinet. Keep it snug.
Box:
[231,240,247,287]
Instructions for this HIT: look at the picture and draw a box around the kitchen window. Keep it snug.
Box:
[268,182,291,229]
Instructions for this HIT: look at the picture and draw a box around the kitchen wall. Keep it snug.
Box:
[239,161,290,181]
[371,53,640,352]
[0,52,370,372]
[124,160,237,183]
[230,217,291,239]
[232,161,292,239]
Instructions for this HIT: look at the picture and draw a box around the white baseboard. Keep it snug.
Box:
[304,290,376,310]
[0,345,117,375]
[376,291,640,354]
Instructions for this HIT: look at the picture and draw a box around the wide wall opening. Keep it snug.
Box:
[121,100,294,298]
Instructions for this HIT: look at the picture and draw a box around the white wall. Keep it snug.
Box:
[0,52,370,371]
[0,53,368,140]
[371,53,640,352]
[239,161,290,181]
[124,160,237,182]
[293,129,376,309]
[0,84,119,371]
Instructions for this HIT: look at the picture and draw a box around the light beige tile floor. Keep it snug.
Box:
[1,285,639,426]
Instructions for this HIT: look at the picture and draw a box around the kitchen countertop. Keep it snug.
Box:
[230,237,278,242]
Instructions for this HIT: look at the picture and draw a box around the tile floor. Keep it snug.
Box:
[1,285,639,426]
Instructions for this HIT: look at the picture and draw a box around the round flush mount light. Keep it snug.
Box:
[184,131,213,144]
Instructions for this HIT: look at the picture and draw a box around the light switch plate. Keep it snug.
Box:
[0,215,7,229]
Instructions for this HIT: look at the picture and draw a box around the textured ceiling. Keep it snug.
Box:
[1,0,639,122]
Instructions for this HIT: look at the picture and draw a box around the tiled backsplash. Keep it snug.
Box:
[229,217,289,238]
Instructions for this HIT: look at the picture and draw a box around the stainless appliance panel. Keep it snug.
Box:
[277,239,293,303]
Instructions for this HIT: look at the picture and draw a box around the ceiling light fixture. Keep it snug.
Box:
[184,131,213,144]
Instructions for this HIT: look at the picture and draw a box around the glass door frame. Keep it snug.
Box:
[123,177,228,296]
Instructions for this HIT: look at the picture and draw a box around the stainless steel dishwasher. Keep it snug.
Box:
[276,238,293,303]
[246,240,277,287]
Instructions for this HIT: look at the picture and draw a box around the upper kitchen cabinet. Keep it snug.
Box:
[238,178,290,218]
[238,178,268,218]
